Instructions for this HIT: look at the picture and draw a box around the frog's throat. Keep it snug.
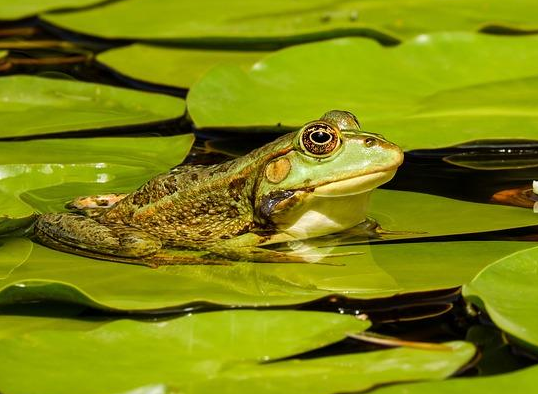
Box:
[312,169,397,197]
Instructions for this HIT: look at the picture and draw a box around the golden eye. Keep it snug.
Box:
[364,137,377,147]
[300,122,340,157]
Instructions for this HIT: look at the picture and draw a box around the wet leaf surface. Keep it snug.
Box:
[188,33,538,150]
[0,134,194,234]
[97,44,268,89]
[463,246,538,352]
[0,76,185,138]
[370,364,538,394]
[0,0,104,20]
[42,0,538,44]
[0,238,533,311]
[0,309,476,394]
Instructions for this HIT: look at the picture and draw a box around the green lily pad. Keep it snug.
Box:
[369,364,538,394]
[0,309,476,394]
[188,33,538,150]
[0,76,185,138]
[0,134,194,234]
[463,246,538,352]
[42,0,538,44]
[369,189,536,239]
[97,44,268,89]
[0,237,533,311]
[0,0,104,20]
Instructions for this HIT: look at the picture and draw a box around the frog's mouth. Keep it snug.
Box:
[312,169,397,197]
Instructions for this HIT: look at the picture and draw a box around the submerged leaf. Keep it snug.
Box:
[188,33,538,150]
[463,246,538,353]
[0,76,185,138]
[0,310,476,394]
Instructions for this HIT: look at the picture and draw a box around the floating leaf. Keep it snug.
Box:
[0,309,476,394]
[463,246,538,352]
[97,44,267,89]
[188,33,538,150]
[42,0,538,44]
[369,189,536,239]
[443,150,538,170]
[0,0,104,20]
[0,76,185,138]
[0,238,533,311]
[0,238,32,280]
[369,364,538,394]
[0,134,194,234]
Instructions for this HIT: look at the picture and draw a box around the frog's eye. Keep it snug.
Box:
[299,122,341,157]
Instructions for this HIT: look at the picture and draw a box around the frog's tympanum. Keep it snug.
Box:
[35,110,403,266]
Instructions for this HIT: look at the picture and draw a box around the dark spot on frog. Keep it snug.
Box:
[229,177,246,202]
[132,190,150,207]
[227,206,240,218]
[199,229,212,236]
[162,177,178,194]
[190,173,198,181]
[258,190,295,221]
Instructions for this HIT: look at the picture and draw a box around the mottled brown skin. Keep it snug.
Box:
[34,110,403,266]
[97,141,292,248]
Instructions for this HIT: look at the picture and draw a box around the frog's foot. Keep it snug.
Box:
[208,233,347,265]
[375,227,427,238]
[34,212,162,259]
[67,194,129,210]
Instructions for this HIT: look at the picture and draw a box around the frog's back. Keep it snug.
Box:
[98,163,251,247]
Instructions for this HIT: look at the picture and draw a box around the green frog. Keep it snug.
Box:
[34,110,403,266]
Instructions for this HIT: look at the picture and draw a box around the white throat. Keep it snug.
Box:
[274,190,372,241]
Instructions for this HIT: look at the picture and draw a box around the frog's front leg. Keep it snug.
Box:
[34,213,162,258]
[207,233,346,264]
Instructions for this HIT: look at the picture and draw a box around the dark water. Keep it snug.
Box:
[2,19,538,377]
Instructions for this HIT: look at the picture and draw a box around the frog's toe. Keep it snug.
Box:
[116,230,162,257]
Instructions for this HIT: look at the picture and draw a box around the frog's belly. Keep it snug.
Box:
[272,191,371,241]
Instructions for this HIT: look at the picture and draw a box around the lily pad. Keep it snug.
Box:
[0,134,194,234]
[42,0,538,44]
[463,246,538,352]
[369,364,538,394]
[97,44,268,89]
[0,237,533,311]
[0,309,476,394]
[369,189,536,239]
[0,0,104,20]
[188,33,538,150]
[0,76,185,138]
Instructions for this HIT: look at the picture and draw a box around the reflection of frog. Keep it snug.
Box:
[34,110,403,266]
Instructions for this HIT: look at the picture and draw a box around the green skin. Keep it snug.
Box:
[34,110,403,266]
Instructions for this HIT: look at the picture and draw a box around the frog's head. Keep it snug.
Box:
[254,110,403,237]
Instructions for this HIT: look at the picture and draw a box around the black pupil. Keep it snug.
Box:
[311,131,331,144]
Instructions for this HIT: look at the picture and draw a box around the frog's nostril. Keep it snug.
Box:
[364,137,377,147]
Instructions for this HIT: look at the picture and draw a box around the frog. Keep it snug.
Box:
[34,110,403,266]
